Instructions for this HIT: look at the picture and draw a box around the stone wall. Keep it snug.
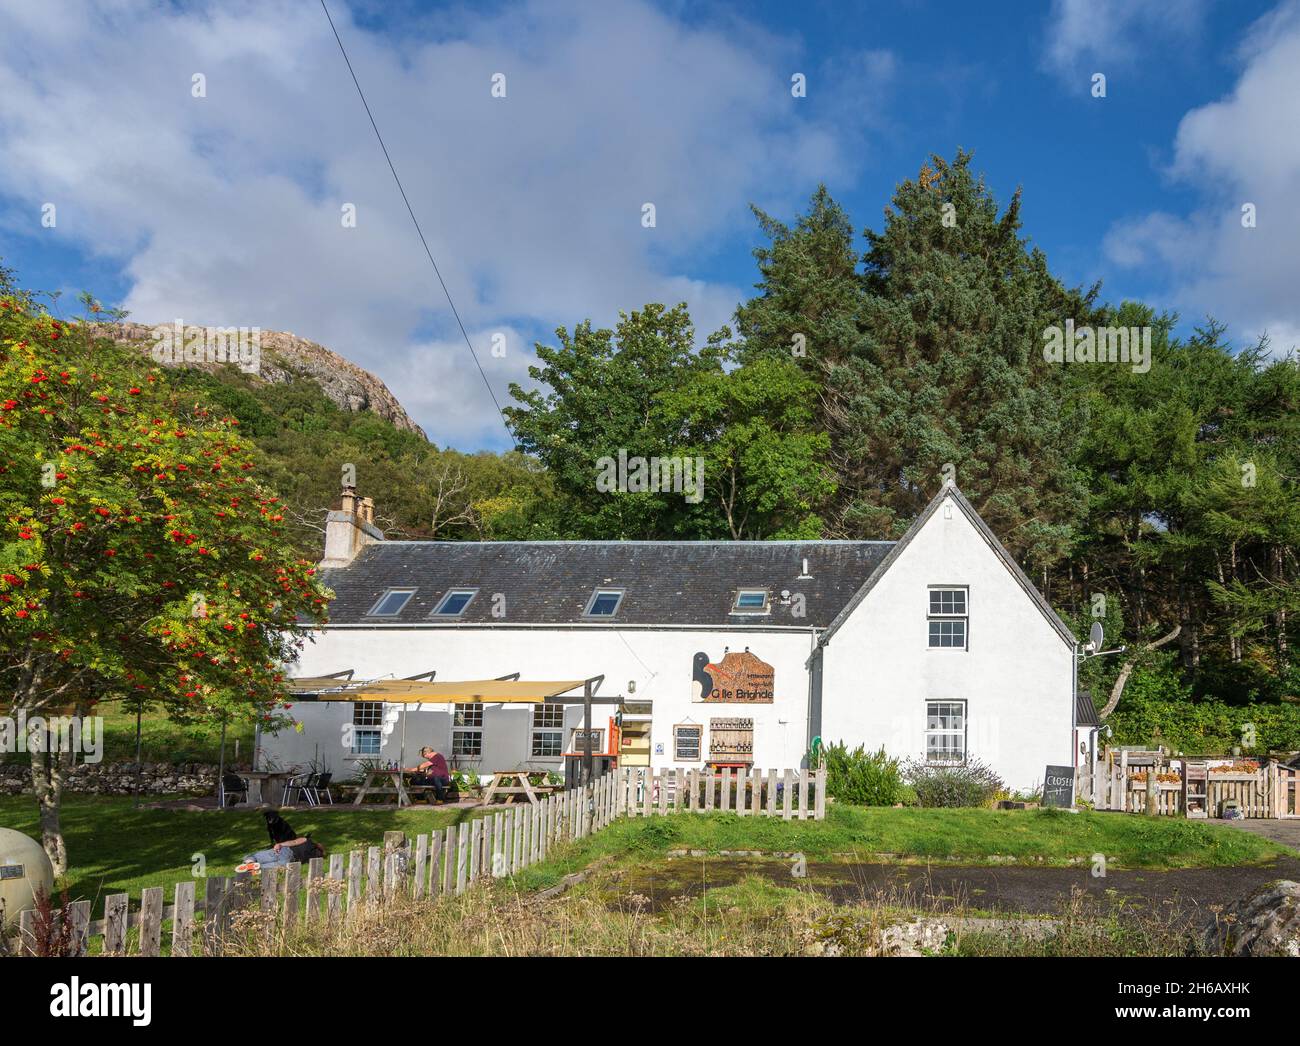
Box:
[0,761,218,797]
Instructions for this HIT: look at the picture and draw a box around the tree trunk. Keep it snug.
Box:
[1274,544,1288,661]
[28,729,70,876]
[1098,624,1183,720]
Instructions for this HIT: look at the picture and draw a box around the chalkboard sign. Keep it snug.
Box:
[1042,765,1075,808]
[674,724,702,761]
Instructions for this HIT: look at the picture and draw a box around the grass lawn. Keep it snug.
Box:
[513,803,1292,890]
[1,797,1289,922]
[0,794,489,917]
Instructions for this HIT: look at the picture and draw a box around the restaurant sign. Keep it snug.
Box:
[692,649,775,703]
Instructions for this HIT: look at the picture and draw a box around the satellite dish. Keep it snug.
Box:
[1088,621,1104,652]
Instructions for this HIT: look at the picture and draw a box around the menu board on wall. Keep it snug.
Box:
[709,717,754,762]
[674,724,702,761]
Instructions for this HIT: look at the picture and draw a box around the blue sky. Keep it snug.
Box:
[1,0,1297,450]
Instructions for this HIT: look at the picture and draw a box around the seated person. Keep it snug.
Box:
[403,747,451,803]
[236,835,324,873]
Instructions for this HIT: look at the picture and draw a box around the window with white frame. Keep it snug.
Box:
[927,586,968,649]
[731,589,769,614]
[925,701,966,764]
[352,701,383,755]
[531,703,564,758]
[452,702,483,757]
[583,588,624,617]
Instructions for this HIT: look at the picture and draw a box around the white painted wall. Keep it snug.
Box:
[265,627,818,780]
[267,491,1074,793]
[818,492,1075,793]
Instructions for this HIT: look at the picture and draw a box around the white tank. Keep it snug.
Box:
[0,828,55,929]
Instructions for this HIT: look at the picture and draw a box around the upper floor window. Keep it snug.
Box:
[367,588,415,617]
[732,589,769,613]
[927,586,968,649]
[584,589,624,618]
[432,589,477,617]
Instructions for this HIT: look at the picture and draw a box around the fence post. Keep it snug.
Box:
[101,892,129,955]
[306,857,324,921]
[815,768,827,820]
[469,819,482,882]
[346,850,362,913]
[1145,766,1158,817]
[138,886,163,956]
[456,822,470,894]
[328,854,344,924]
[414,834,428,898]
[170,882,194,956]
[284,863,301,931]
[442,826,457,894]
[201,878,226,956]
[366,847,381,903]
[429,832,442,897]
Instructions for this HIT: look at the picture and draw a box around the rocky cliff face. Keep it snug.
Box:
[92,322,427,439]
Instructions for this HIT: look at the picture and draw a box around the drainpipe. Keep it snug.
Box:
[805,630,823,767]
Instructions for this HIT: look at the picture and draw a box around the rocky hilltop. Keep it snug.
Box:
[92,321,427,439]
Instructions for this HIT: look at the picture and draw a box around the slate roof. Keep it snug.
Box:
[320,540,895,628]
[1076,690,1101,728]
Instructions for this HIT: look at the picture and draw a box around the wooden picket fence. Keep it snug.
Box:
[1079,752,1299,819]
[614,765,826,820]
[9,764,822,956]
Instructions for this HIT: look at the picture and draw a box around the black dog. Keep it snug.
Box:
[263,809,297,845]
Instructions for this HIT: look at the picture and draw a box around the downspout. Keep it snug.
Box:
[806,629,823,768]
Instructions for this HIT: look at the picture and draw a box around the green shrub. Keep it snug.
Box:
[1109,654,1300,754]
[903,758,1005,808]
[822,742,903,806]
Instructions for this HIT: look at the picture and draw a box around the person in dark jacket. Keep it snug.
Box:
[404,747,452,803]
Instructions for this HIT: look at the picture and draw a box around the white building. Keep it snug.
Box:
[265,483,1082,793]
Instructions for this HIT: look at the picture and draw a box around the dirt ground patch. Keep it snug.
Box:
[606,854,1300,922]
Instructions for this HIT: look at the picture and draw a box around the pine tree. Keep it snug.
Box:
[835,150,1095,565]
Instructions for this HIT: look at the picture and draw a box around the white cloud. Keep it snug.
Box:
[0,0,888,447]
[1041,0,1209,84]
[1101,1,1300,357]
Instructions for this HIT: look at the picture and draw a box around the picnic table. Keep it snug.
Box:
[233,770,296,806]
[352,768,413,807]
[481,770,559,807]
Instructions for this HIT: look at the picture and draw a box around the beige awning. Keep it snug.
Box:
[287,678,591,703]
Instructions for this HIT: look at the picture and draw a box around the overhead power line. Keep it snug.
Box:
[319,0,512,441]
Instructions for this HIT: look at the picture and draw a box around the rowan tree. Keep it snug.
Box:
[0,285,330,872]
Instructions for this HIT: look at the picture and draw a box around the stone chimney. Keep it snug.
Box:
[322,485,384,567]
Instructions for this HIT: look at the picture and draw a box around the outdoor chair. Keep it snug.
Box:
[307,772,335,805]
[220,772,248,807]
[283,771,315,806]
